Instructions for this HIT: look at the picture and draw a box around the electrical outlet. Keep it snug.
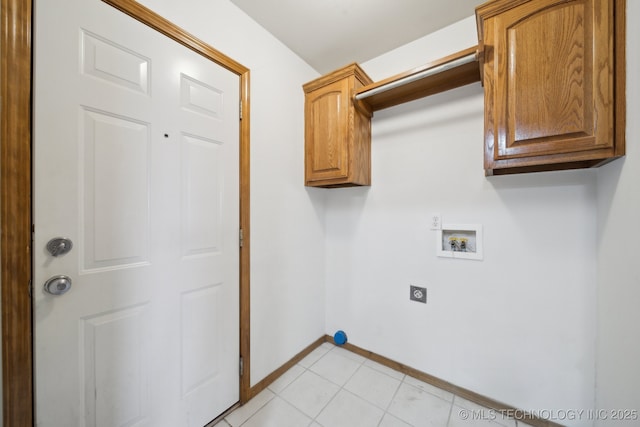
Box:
[430,213,441,230]
[410,285,427,304]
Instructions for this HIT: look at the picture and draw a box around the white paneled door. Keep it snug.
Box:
[33,0,240,426]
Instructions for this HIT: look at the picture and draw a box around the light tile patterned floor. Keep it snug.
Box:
[217,342,534,427]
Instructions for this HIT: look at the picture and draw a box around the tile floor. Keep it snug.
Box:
[216,342,535,427]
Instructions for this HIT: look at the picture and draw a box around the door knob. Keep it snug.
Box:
[43,275,72,296]
[46,237,73,257]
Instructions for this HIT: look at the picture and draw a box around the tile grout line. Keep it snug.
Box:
[445,395,455,427]
[332,346,420,427]
[239,391,277,427]
[308,345,425,427]
[333,346,393,424]
[377,375,405,427]
[307,346,335,425]
[225,387,277,426]
[272,344,340,426]
[309,345,368,425]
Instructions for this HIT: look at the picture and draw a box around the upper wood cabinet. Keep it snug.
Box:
[303,63,373,187]
[476,0,625,175]
[302,0,626,184]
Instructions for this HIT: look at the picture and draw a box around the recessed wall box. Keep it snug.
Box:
[437,224,483,260]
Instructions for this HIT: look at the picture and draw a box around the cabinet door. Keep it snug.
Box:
[305,78,351,183]
[484,0,614,164]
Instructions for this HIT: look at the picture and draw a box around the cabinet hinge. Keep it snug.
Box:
[239,100,243,120]
[239,356,244,377]
[28,278,32,298]
[239,228,244,248]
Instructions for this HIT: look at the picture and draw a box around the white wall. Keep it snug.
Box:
[135,0,326,386]
[595,0,640,423]
[325,16,599,425]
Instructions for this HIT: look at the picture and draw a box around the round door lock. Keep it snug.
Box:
[43,275,72,296]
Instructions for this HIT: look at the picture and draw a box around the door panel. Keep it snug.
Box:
[81,29,151,95]
[84,305,150,427]
[34,0,240,425]
[181,135,223,256]
[82,108,151,269]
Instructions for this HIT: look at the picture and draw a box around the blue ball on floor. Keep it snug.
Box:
[333,330,347,346]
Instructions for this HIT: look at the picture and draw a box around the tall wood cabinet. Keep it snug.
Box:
[303,63,373,187]
[476,0,625,175]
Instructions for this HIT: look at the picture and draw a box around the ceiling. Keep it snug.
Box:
[230,0,484,74]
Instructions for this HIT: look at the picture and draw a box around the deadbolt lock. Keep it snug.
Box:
[46,237,73,257]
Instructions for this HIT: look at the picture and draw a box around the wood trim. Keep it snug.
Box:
[248,336,327,399]
[324,336,563,427]
[101,0,248,75]
[302,62,373,94]
[1,0,34,424]
[238,70,252,403]
[1,0,252,423]
[614,0,626,157]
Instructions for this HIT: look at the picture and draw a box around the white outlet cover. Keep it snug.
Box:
[430,213,441,230]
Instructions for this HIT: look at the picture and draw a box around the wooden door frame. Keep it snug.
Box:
[1,0,251,425]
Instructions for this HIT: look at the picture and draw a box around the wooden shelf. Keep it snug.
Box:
[355,46,481,112]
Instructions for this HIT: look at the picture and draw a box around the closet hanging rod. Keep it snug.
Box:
[354,51,478,101]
